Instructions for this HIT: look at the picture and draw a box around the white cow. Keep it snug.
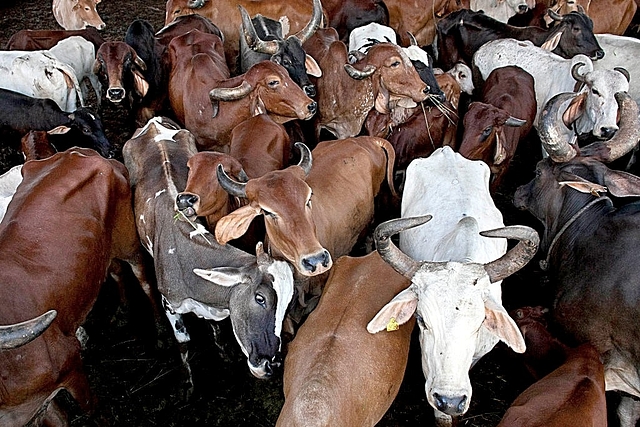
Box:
[469,0,533,23]
[368,146,539,427]
[473,38,629,138]
[0,49,84,112]
[48,36,102,108]
[594,34,640,106]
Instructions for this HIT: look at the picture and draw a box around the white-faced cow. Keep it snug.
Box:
[513,91,640,427]
[367,146,539,427]
[469,0,533,22]
[122,116,295,394]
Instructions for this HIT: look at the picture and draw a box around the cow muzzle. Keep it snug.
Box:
[107,87,125,103]
[433,392,468,416]
[175,193,199,219]
[299,249,332,276]
[248,355,281,379]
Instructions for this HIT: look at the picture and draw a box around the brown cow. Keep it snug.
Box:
[5,27,105,52]
[459,65,536,192]
[52,0,105,31]
[276,252,414,427]
[497,343,607,427]
[167,29,316,152]
[0,147,154,425]
[164,0,321,72]
[155,13,224,47]
[548,0,637,34]
[303,28,428,140]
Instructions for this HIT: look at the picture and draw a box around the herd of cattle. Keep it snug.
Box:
[3,0,640,425]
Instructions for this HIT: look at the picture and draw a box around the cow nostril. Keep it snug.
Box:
[600,127,616,139]
[176,193,198,209]
[301,258,317,273]
[304,85,316,98]
[107,88,125,99]
[321,250,330,267]
[596,50,605,60]
[307,101,317,114]
[433,393,468,415]
[518,4,528,12]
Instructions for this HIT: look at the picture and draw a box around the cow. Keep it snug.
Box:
[592,34,640,107]
[473,39,624,130]
[123,19,170,126]
[513,91,640,427]
[215,137,397,322]
[52,0,105,31]
[167,29,316,152]
[497,343,607,427]
[436,8,604,71]
[5,27,105,52]
[164,0,322,72]
[276,252,414,427]
[0,147,155,425]
[303,29,428,140]
[0,310,58,350]
[549,0,637,34]
[367,146,539,427]
[322,0,389,42]
[122,116,295,395]
[0,88,113,159]
[459,66,536,192]
[238,0,322,97]
[155,13,224,47]
[469,0,533,22]
[0,48,84,113]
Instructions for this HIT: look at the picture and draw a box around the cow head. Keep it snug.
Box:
[368,216,538,419]
[209,61,317,124]
[0,310,57,350]
[215,143,332,277]
[93,41,149,105]
[46,107,114,158]
[71,0,106,30]
[403,33,445,103]
[506,0,530,15]
[344,43,428,114]
[239,0,323,97]
[544,10,604,61]
[194,242,294,378]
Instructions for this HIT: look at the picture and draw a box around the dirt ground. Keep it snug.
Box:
[0,1,576,426]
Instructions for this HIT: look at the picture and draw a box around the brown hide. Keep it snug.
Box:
[155,14,224,48]
[21,131,57,161]
[167,30,314,151]
[459,66,536,192]
[497,343,607,427]
[552,0,637,34]
[94,41,147,106]
[276,252,414,427]
[5,28,105,52]
[0,148,152,425]
[164,0,320,71]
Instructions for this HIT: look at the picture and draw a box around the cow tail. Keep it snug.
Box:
[375,138,398,198]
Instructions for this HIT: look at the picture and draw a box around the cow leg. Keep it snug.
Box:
[617,394,640,427]
[161,296,194,400]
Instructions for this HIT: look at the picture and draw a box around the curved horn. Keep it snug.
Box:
[375,215,432,279]
[292,0,323,44]
[615,67,631,83]
[294,142,312,176]
[239,5,279,55]
[209,81,253,101]
[580,92,640,162]
[132,52,147,71]
[539,92,580,162]
[344,63,376,80]
[0,310,57,350]
[481,225,540,283]
[547,8,563,21]
[407,32,418,46]
[216,164,247,198]
[571,62,587,83]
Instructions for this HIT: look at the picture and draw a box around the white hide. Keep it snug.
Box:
[593,34,640,106]
[0,165,23,223]
[0,50,84,112]
[469,0,531,23]
[348,22,397,55]
[446,63,474,96]
[49,36,102,107]
[389,146,522,424]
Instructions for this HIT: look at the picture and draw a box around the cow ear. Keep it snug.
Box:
[562,92,586,128]
[374,83,390,114]
[541,31,562,51]
[484,295,526,353]
[305,55,322,77]
[215,204,262,244]
[603,168,640,197]
[251,96,266,116]
[47,125,71,135]
[367,288,418,334]
[193,267,252,287]
[132,70,149,98]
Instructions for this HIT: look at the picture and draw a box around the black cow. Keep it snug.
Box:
[0,88,113,158]
[435,8,604,71]
[237,0,322,97]
[513,92,640,427]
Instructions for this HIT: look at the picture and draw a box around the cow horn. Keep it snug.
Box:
[571,62,587,83]
[375,215,432,280]
[580,92,640,163]
[0,310,57,350]
[344,64,376,79]
[239,5,280,55]
[292,0,323,44]
[407,32,418,46]
[209,81,253,101]
[217,164,247,198]
[615,67,631,83]
[133,53,147,71]
[481,226,539,283]
[294,142,313,176]
[547,8,563,21]
[539,92,580,162]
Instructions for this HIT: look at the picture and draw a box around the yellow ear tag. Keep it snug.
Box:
[386,317,399,332]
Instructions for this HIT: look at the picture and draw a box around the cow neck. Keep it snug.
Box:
[540,195,608,271]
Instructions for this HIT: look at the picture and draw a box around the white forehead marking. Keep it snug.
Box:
[189,223,211,239]
[132,116,181,141]
[269,260,294,342]
[155,189,166,198]
[168,247,175,254]
[139,214,145,224]
[173,297,230,321]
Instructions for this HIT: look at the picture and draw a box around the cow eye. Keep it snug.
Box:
[262,208,276,218]
[481,126,492,139]
[268,80,280,88]
[283,58,292,67]
[391,60,400,68]
[82,127,91,134]
[255,293,266,307]
[415,313,427,329]
[591,88,600,96]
